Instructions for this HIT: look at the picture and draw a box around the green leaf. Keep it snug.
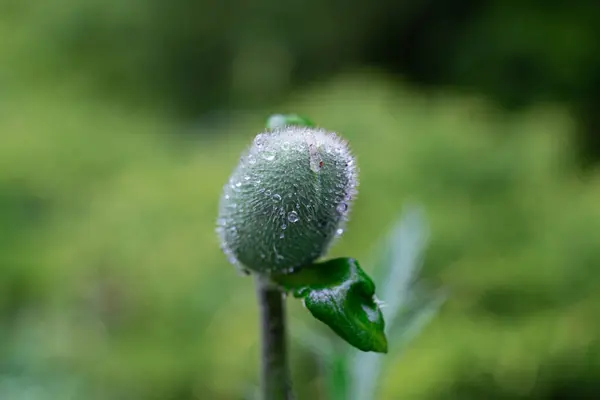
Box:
[373,205,430,329]
[265,114,315,129]
[271,257,388,354]
[326,353,349,400]
[388,288,446,349]
[348,205,444,400]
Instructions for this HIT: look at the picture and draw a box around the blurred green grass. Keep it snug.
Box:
[2,72,600,399]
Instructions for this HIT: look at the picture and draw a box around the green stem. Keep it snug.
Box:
[256,277,293,400]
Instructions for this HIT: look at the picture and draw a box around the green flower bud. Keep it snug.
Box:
[217,126,358,275]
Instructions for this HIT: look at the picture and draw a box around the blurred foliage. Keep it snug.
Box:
[2,0,600,163]
[2,70,600,398]
[290,206,445,400]
[2,1,600,397]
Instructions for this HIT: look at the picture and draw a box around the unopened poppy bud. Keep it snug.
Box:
[217,126,358,275]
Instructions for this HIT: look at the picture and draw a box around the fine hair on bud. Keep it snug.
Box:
[216,126,358,275]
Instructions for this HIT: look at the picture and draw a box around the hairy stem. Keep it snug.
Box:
[256,277,293,400]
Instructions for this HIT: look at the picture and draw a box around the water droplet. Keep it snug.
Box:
[287,211,299,223]
[280,233,285,239]
[244,175,250,181]
[265,189,272,196]
[254,134,265,147]
[248,156,257,165]
[335,228,344,237]
[336,203,348,213]
[262,151,275,161]
[296,203,300,209]
[235,181,242,187]
[281,224,287,230]
[281,141,290,151]
[272,193,282,202]
[224,194,230,200]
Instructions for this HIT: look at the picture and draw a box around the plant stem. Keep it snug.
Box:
[256,277,293,400]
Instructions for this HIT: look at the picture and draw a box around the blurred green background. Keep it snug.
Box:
[2,0,600,398]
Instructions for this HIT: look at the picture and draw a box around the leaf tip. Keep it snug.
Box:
[370,333,389,354]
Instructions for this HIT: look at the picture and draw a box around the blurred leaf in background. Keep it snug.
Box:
[291,204,445,399]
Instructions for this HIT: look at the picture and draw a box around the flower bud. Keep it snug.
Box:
[217,126,358,275]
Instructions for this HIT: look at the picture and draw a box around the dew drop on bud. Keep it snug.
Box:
[254,134,265,147]
[336,202,348,213]
[287,211,299,223]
